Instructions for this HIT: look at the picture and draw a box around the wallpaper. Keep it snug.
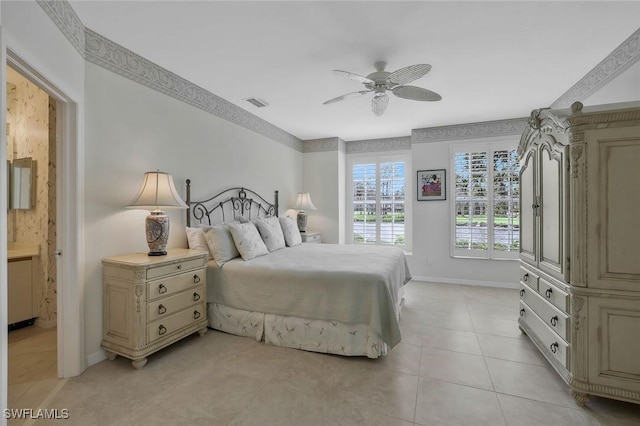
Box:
[6,67,57,326]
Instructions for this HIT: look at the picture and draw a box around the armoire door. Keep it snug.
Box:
[519,148,537,267]
[538,140,568,282]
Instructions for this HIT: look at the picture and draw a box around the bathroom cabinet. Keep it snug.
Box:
[8,258,36,325]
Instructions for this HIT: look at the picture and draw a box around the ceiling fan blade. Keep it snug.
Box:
[392,85,442,102]
[323,90,371,105]
[333,70,375,85]
[371,93,389,116]
[387,64,432,86]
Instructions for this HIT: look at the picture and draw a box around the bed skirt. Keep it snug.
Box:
[207,294,404,359]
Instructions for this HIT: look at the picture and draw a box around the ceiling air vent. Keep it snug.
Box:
[244,97,269,108]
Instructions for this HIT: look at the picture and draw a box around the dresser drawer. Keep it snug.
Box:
[147,258,204,280]
[147,286,204,322]
[147,302,206,344]
[147,269,204,301]
[520,266,539,291]
[302,233,321,244]
[520,301,569,369]
[522,287,569,340]
[538,278,569,312]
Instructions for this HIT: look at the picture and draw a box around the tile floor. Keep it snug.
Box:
[8,281,640,425]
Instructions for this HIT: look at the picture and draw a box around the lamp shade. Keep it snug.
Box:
[127,171,188,210]
[293,192,316,211]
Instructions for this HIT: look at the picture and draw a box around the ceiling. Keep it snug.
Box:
[69,1,640,142]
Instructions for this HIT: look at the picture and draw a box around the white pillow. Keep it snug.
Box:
[228,222,269,260]
[185,227,210,254]
[279,216,302,247]
[201,224,240,266]
[255,216,286,252]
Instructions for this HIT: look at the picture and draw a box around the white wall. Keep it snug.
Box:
[409,135,520,287]
[1,0,86,419]
[302,150,342,243]
[83,63,303,362]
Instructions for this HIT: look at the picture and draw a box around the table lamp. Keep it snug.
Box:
[293,192,316,233]
[127,171,188,256]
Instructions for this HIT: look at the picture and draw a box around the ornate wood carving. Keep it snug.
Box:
[570,144,584,178]
[134,284,144,313]
[570,295,588,382]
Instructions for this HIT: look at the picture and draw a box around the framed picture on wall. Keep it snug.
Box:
[417,169,446,201]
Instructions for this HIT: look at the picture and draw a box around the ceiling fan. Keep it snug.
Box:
[323,61,442,116]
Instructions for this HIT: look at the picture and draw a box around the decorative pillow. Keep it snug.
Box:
[228,222,269,260]
[255,216,286,252]
[279,216,302,247]
[201,224,240,266]
[185,227,210,254]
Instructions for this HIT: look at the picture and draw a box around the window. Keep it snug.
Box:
[452,142,519,259]
[347,154,410,249]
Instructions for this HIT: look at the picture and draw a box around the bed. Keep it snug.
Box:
[185,181,410,358]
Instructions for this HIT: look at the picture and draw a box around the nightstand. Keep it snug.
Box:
[101,249,208,369]
[301,232,321,244]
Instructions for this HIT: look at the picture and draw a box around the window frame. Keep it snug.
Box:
[450,139,519,260]
[346,151,412,251]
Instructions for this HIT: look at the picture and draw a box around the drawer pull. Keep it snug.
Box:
[158,284,167,294]
[550,342,558,354]
[158,304,167,315]
[550,315,558,327]
[158,325,167,335]
[193,274,201,284]
[519,308,525,317]
[545,288,553,298]
[193,292,201,302]
[193,310,201,320]
[177,265,182,270]
[523,273,529,282]
[520,289,525,297]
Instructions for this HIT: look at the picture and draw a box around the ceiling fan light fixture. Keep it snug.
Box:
[324,62,441,116]
[372,93,389,116]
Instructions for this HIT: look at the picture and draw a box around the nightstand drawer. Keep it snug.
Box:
[147,286,204,322]
[147,302,206,344]
[302,233,321,243]
[147,258,204,280]
[147,269,204,301]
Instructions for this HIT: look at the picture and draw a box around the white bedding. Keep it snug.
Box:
[206,243,410,349]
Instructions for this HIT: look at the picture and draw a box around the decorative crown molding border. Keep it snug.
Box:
[346,136,411,154]
[551,27,640,108]
[303,136,411,154]
[412,118,528,143]
[37,0,303,152]
[303,137,343,153]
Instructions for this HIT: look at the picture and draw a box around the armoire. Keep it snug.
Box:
[517,101,640,405]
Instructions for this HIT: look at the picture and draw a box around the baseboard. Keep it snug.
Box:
[87,349,108,367]
[411,275,518,289]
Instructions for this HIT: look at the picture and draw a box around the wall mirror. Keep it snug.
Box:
[10,157,36,210]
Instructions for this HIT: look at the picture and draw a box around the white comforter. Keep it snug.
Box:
[206,243,410,348]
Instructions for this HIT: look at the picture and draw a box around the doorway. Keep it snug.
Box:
[6,63,58,407]
[2,48,84,391]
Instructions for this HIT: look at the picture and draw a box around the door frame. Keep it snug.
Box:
[4,48,84,378]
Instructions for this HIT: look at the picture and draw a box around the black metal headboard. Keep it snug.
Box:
[186,179,278,226]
